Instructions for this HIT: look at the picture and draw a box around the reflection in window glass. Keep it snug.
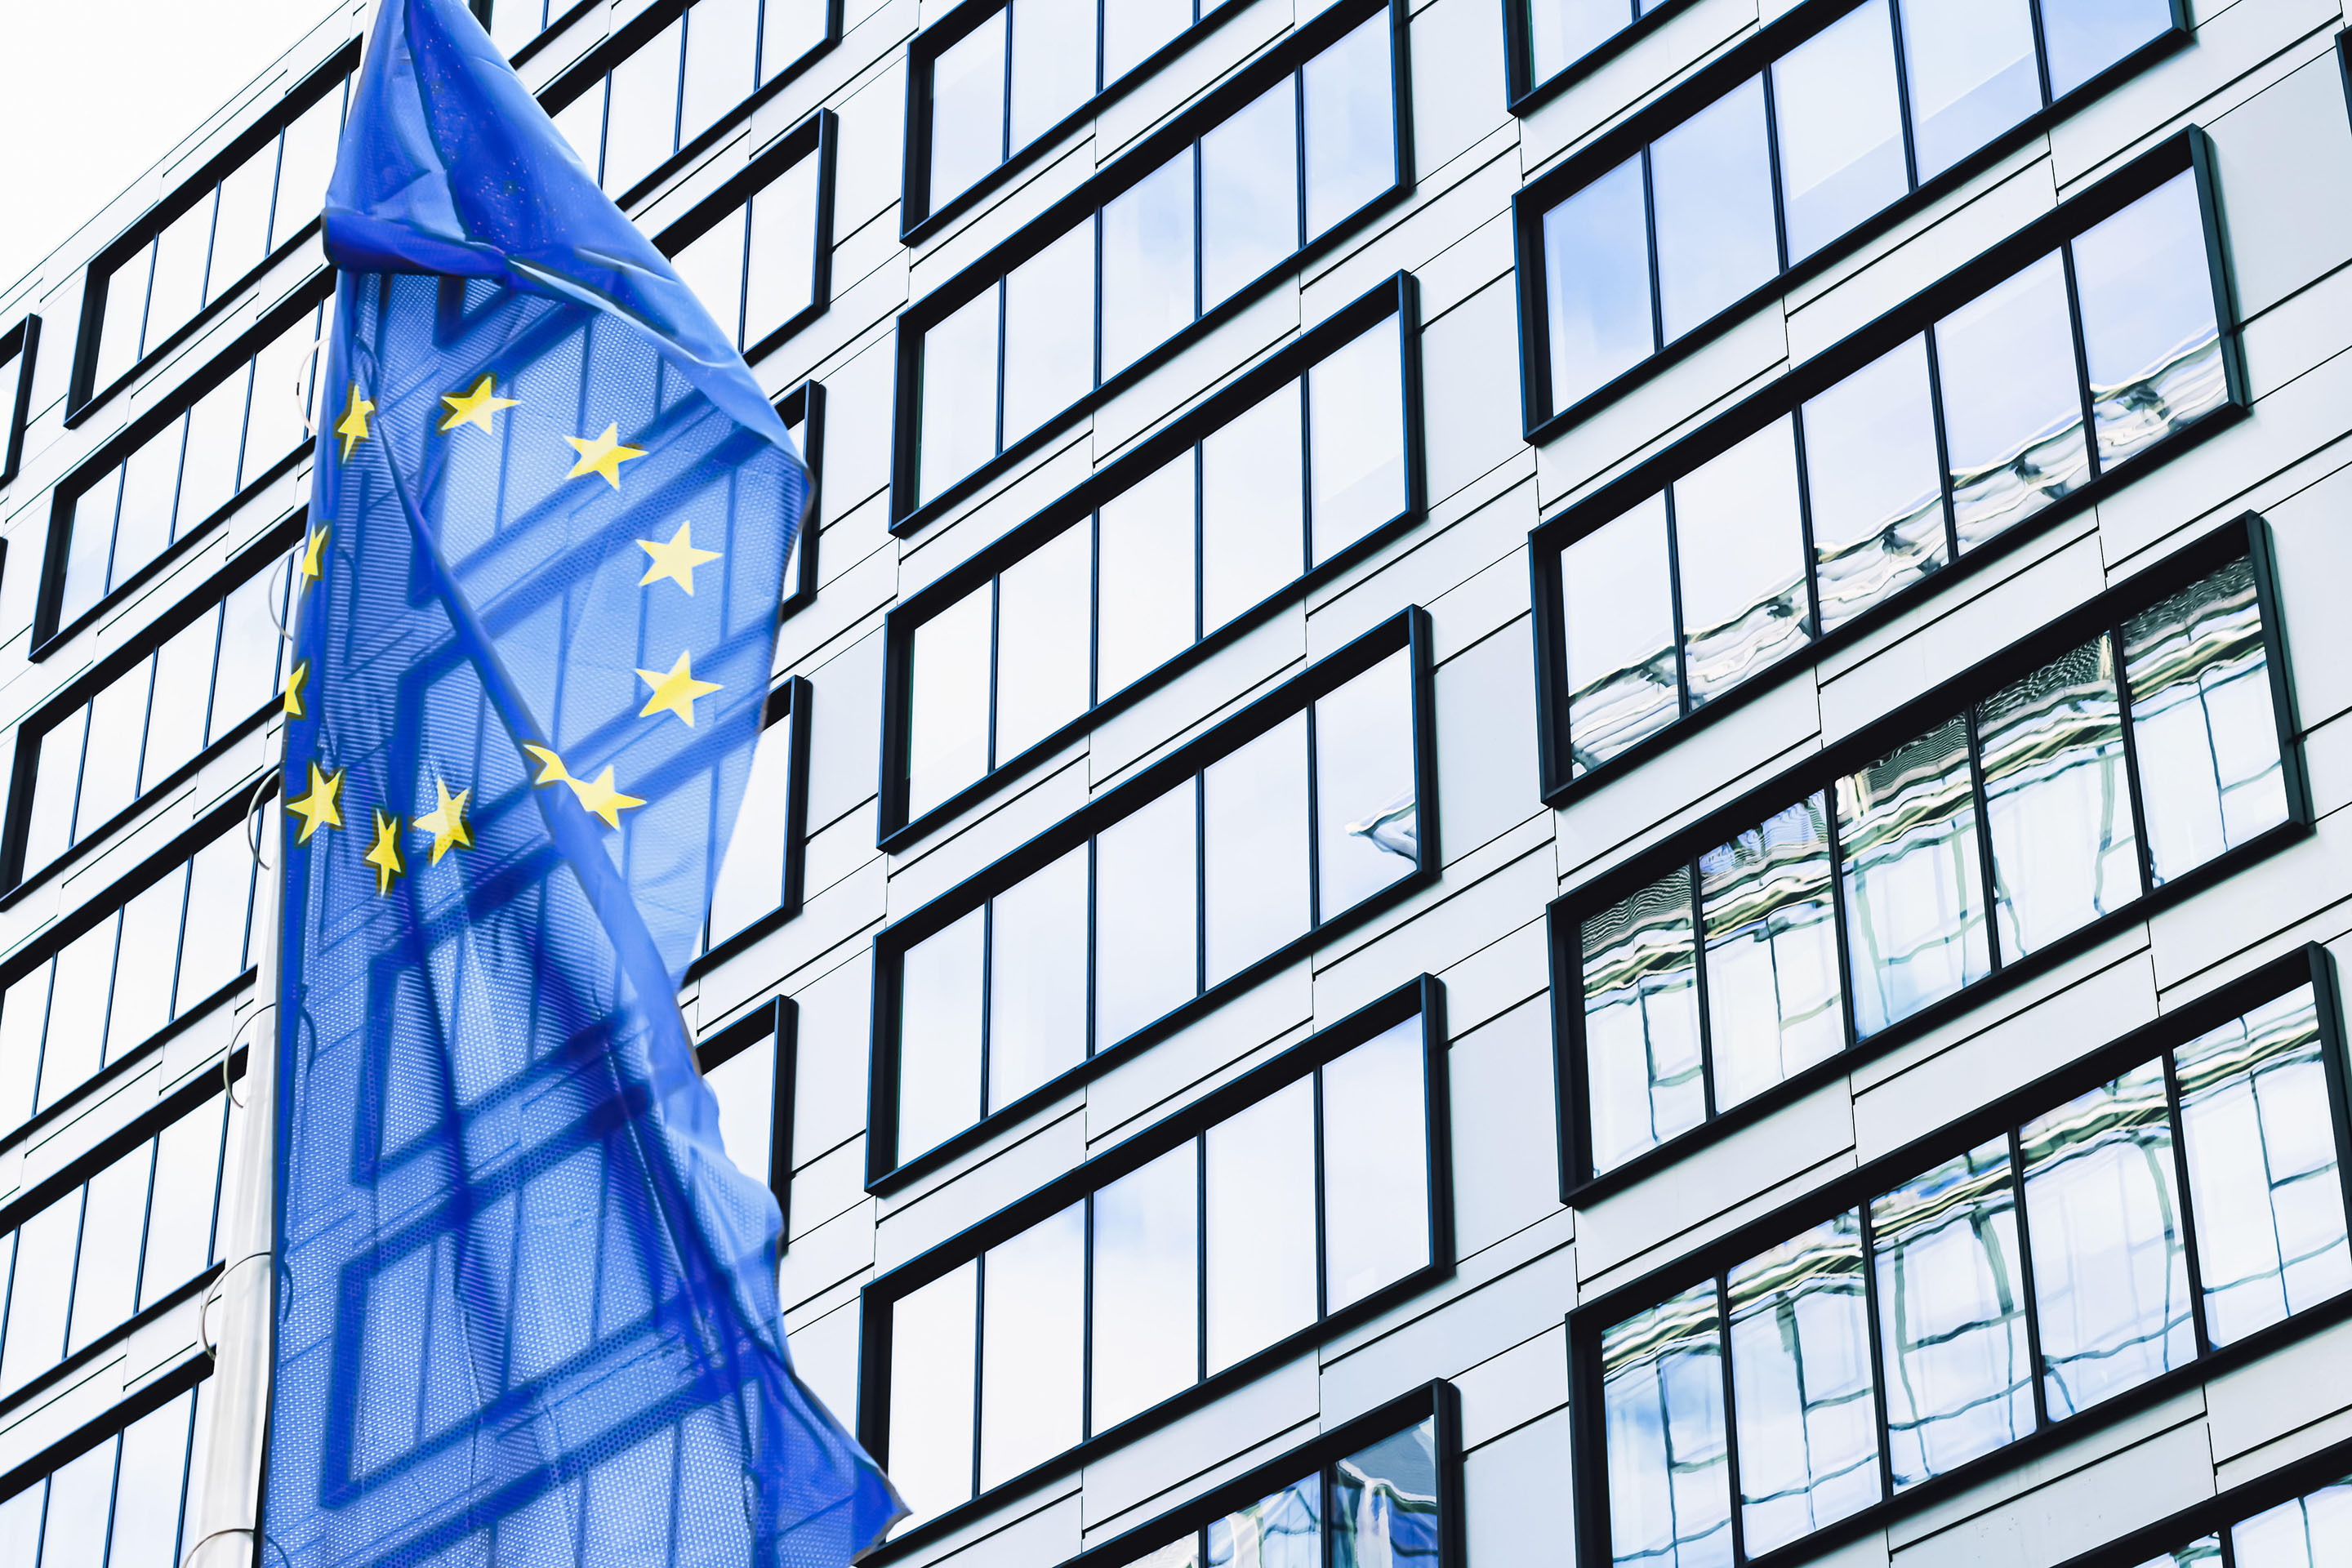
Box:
[1700,797,1843,1111]
[1772,1,1906,263]
[1206,1078,1318,1373]
[1561,497,1677,777]
[906,586,991,820]
[1203,82,1301,311]
[1203,383,1306,631]
[993,525,1091,762]
[1098,453,1200,697]
[1601,1282,1730,1568]
[1303,14,1396,240]
[1204,717,1312,987]
[1527,0,1641,85]
[1802,337,1949,634]
[1544,157,1652,413]
[2043,0,2177,99]
[1091,1143,1199,1432]
[1314,648,1420,917]
[1211,1477,1322,1568]
[1334,1420,1442,1568]
[918,290,1001,506]
[987,845,1089,1111]
[897,909,985,1161]
[2231,1476,2352,1567]
[1321,1018,1432,1311]
[1003,225,1096,442]
[1838,717,1990,1037]
[1103,155,1199,377]
[1936,253,2090,554]
[1307,317,1407,564]
[930,19,1007,210]
[888,1263,978,1518]
[704,1036,776,1193]
[2072,172,2226,472]
[1650,78,1779,343]
[1584,869,1704,1175]
[1900,0,2041,180]
[1095,782,1201,1047]
[1673,418,1811,708]
[1010,0,1097,150]
[978,1204,1084,1488]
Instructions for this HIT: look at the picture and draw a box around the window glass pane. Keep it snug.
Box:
[1313,648,1419,916]
[1094,780,1200,1046]
[143,1097,227,1307]
[1202,381,1304,632]
[680,0,758,148]
[761,0,830,80]
[708,712,794,946]
[1601,1281,1730,1568]
[1210,1477,1321,1568]
[60,467,122,629]
[1528,0,1632,83]
[745,154,822,345]
[706,1036,777,1192]
[246,312,321,474]
[1650,77,1777,342]
[1322,1019,1430,1310]
[2232,1479,2352,1566]
[1307,314,1405,564]
[39,918,118,1110]
[211,145,275,299]
[930,17,1009,208]
[551,82,606,171]
[2123,558,2287,884]
[2138,1537,2221,1568]
[110,1389,196,1568]
[888,1261,978,1520]
[109,867,185,1062]
[95,245,153,390]
[1899,0,2041,181]
[0,964,50,1133]
[2175,987,2352,1347]
[1978,636,2137,957]
[179,826,256,1010]
[272,89,345,250]
[1561,494,1678,775]
[1584,867,1704,1174]
[1102,153,1197,378]
[898,907,986,1160]
[145,200,212,362]
[23,708,87,876]
[85,672,160,842]
[979,1203,1083,1488]
[672,215,747,349]
[1699,795,1843,1111]
[69,1139,152,1354]
[906,584,992,820]
[1334,1420,1441,1568]
[38,1438,117,1567]
[145,619,216,788]
[2043,0,2174,99]
[1010,0,1097,149]
[987,845,1088,1111]
[1728,1214,1879,1555]
[179,368,249,529]
[1871,1137,2032,1486]
[1673,416,1810,708]
[1096,452,1198,697]
[2072,172,2225,472]
[0,1479,41,1568]
[1802,336,1948,633]
[1838,716,1991,1036]
[1205,1076,1316,1372]
[1141,1537,1204,1568]
[992,523,1091,761]
[1303,14,1395,239]
[215,559,287,744]
[0,1192,78,1392]
[1201,81,1300,311]
[1773,0,1906,263]
[918,287,1000,503]
[1105,0,1193,85]
[114,421,185,590]
[604,21,684,194]
[1002,224,1094,441]
[1090,1142,1200,1432]
[1545,157,1654,412]
[1204,715,1309,987]
[2021,1057,2193,1418]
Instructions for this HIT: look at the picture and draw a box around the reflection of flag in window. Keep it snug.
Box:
[1334,1452,1443,1568]
[1346,791,1420,861]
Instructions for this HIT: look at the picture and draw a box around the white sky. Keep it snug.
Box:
[0,0,355,294]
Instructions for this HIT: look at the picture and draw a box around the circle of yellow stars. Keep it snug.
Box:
[292,372,733,896]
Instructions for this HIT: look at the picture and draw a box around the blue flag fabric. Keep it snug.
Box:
[266,2,902,1563]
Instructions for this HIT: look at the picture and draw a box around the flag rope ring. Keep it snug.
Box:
[243,771,276,871]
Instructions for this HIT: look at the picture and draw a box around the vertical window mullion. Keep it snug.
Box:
[1921,325,1962,568]
[1192,448,1205,647]
[1661,488,1692,719]
[2107,618,2160,902]
[1304,701,1324,932]
[978,901,996,1120]
[2158,1045,2215,1359]
[985,576,1003,772]
[1640,147,1664,354]
[1820,787,1865,1055]
[1688,860,1718,1120]
[1714,1274,1748,1567]
[969,1252,987,1503]
[1886,0,1922,191]
[1194,774,1208,1000]
[1192,141,1205,326]
[1788,406,1827,648]
[1294,70,1308,252]
[1311,1063,1330,1322]
[1855,1195,1900,1506]
[2057,240,2104,484]
[1195,1130,1209,1383]
[1080,1190,1097,1439]
[1084,836,1100,1060]
[2024,0,2056,107]
[994,278,1011,456]
[2007,1125,2052,1433]
[1758,67,1792,274]
[1000,7,1015,164]
[1962,704,2006,974]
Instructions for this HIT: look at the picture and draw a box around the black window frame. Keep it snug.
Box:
[1567,942,2352,1568]
[876,270,1426,853]
[855,973,1455,1563]
[2055,1432,2352,1568]
[885,0,1418,537]
[898,0,1254,244]
[777,376,825,618]
[0,314,38,489]
[65,43,358,431]
[1526,127,2244,809]
[1499,0,1705,116]
[1509,0,2191,447]
[476,0,601,64]
[652,109,838,364]
[693,994,797,1234]
[865,604,1442,1192]
[0,1353,215,1533]
[684,675,813,979]
[1549,511,2311,1205]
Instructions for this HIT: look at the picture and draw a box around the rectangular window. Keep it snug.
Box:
[1561,525,2299,1187]
[875,610,1433,1183]
[695,997,793,1220]
[699,679,809,957]
[0,1376,216,1568]
[1519,0,2185,430]
[897,0,1405,525]
[1533,140,2237,794]
[13,538,298,887]
[867,986,1446,1531]
[0,315,35,488]
[660,111,834,361]
[1578,960,2352,1567]
[887,279,1417,838]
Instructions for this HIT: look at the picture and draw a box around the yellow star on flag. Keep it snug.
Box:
[521,744,572,786]
[564,423,645,489]
[520,746,644,829]
[287,763,345,844]
[635,649,722,727]
[300,524,330,594]
[364,809,405,896]
[336,383,376,461]
[412,777,473,865]
[439,373,520,435]
[283,660,309,719]
[636,521,722,595]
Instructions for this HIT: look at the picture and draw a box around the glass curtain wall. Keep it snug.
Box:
[662,124,828,355]
[0,1379,216,1568]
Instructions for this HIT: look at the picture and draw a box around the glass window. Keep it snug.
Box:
[1314,648,1419,916]
[68,1143,153,1355]
[705,1032,777,1190]
[1206,1076,1317,1372]
[1673,417,1811,708]
[1203,716,1311,987]
[1584,869,1704,1175]
[978,1203,1084,1488]
[1214,1477,1321,1568]
[706,703,798,947]
[1838,716,1991,1037]
[1103,154,1198,378]
[1802,337,1948,634]
[1527,0,1639,86]
[743,151,823,348]
[1544,157,1652,413]
[1773,1,1905,263]
[1561,497,1678,777]
[603,19,685,195]
[2232,1477,2352,1567]
[987,845,1089,1111]
[1094,781,1200,1047]
[1303,13,1396,240]
[1203,82,1301,311]
[1098,452,1199,699]
[888,1262,978,1518]
[933,20,1009,211]
[897,908,985,1161]
[1090,1143,1200,1432]
[680,0,758,147]
[1106,0,1194,83]
[1601,1281,1731,1568]
[1900,0,2041,180]
[1010,0,1097,150]
[1307,315,1407,564]
[1650,78,1779,343]
[918,289,1000,505]
[1334,1421,1441,1568]
[1203,381,1306,631]
[2044,0,2176,98]
[992,523,1091,762]
[1936,254,2091,554]
[906,583,992,820]
[1321,1019,1431,1310]
[1001,224,1095,443]
[2072,171,2225,472]
[1699,796,1844,1111]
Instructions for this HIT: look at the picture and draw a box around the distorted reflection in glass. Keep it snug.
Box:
[888,1261,978,1517]
[1204,715,1312,986]
[1673,416,1811,708]
[1210,1475,1321,1568]
[929,18,1007,209]
[1308,314,1407,564]
[2074,172,2225,472]
[1727,1212,1882,1554]
[1701,796,1845,1110]
[1202,81,1300,310]
[1312,649,1419,917]
[2123,558,2287,884]
[1601,1281,1731,1568]
[1003,224,1096,439]
[1561,495,1678,776]
[1838,717,1990,1036]
[1900,0,2041,180]
[1138,1535,1204,1568]
[1205,1077,1317,1373]
[1936,254,2089,553]
[897,906,985,1160]
[2042,0,2176,99]
[1322,1020,1432,1309]
[2174,987,2352,1347]
[1302,14,1396,240]
[1009,0,1097,151]
[1544,157,1652,412]
[1772,0,1907,261]
[1650,77,1779,342]
[2230,1476,2352,1568]
[2021,1058,2194,1417]
[1089,1143,1200,1432]
[1584,867,1704,1174]
[1202,381,1305,631]
[1872,1137,2033,1486]
[919,287,1000,501]
[1094,780,1200,1046]
[1098,452,1200,697]
[1978,635,2140,957]
[2136,1535,2222,1568]
[978,1204,1085,1488]
[1334,1420,1442,1568]
[987,845,1089,1111]
[994,523,1092,762]
[1103,153,1198,377]
[1801,336,1949,633]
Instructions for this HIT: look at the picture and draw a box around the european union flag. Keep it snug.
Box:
[265,1,902,1562]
